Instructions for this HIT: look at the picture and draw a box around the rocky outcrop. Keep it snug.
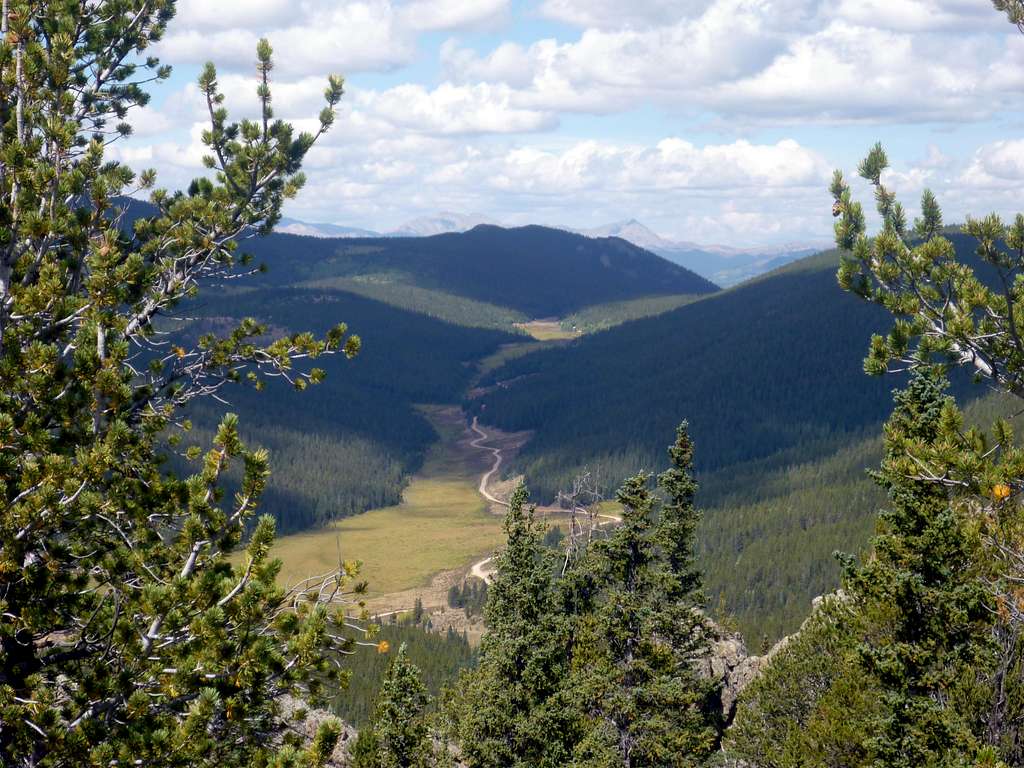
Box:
[278,695,357,767]
[700,633,770,725]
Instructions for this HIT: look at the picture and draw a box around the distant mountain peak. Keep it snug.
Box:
[389,211,496,238]
[276,217,380,239]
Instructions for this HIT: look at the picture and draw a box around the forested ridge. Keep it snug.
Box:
[468,234,993,501]
[241,223,719,317]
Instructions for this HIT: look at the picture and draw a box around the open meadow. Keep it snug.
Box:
[266,406,506,600]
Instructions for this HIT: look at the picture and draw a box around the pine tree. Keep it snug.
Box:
[445,483,579,767]
[353,643,433,768]
[0,3,358,765]
[842,369,991,766]
[570,424,719,768]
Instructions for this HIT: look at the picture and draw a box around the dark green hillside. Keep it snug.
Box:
[181,286,517,533]
[243,224,719,318]
[467,249,899,500]
[467,237,998,639]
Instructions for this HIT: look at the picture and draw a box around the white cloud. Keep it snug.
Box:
[158,0,511,77]
[476,138,829,195]
[831,0,996,32]
[157,1,412,76]
[539,0,709,28]
[442,0,1024,123]
[399,0,509,31]
[114,0,1024,248]
[961,139,1024,188]
[707,20,999,122]
[355,82,556,134]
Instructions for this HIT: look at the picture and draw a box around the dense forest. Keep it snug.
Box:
[330,621,477,727]
[176,287,518,533]
[240,223,719,318]
[467,235,1000,639]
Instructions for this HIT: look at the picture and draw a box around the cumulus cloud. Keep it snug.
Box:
[355,82,556,134]
[539,0,709,29]
[117,0,1024,247]
[399,0,509,31]
[157,0,510,77]
[961,139,1024,188]
[443,0,1023,123]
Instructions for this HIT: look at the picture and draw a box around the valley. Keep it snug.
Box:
[268,406,511,614]
[189,225,1009,643]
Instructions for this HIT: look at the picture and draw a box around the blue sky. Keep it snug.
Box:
[116,0,1024,247]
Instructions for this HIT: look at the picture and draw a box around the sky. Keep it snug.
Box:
[114,0,1024,248]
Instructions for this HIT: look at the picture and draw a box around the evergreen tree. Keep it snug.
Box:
[0,2,357,765]
[726,595,882,768]
[353,643,433,768]
[842,369,991,766]
[445,483,579,767]
[570,424,718,768]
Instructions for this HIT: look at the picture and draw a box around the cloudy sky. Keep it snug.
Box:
[118,0,1024,247]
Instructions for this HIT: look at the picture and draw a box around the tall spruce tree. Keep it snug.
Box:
[352,643,433,768]
[445,483,579,768]
[0,2,360,765]
[570,424,718,768]
[843,370,991,766]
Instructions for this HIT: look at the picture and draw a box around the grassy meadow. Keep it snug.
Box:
[516,320,582,341]
[266,406,505,597]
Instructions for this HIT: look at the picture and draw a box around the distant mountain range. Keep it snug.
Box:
[572,219,826,287]
[277,212,826,287]
[276,212,494,240]
[276,218,381,239]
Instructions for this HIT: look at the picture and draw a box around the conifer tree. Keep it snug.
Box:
[842,369,991,766]
[0,2,359,765]
[445,483,579,767]
[570,424,718,768]
[353,643,433,768]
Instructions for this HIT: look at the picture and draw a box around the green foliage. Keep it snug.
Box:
[354,643,434,768]
[560,293,704,334]
[448,428,719,768]
[844,369,990,766]
[331,624,476,727]
[727,596,882,768]
[445,484,579,767]
[447,580,489,619]
[729,373,1019,767]
[834,145,1024,396]
[296,275,529,332]
[994,0,1024,30]
[0,5,356,765]
[568,426,719,768]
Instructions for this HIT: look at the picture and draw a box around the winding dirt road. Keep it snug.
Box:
[466,416,621,583]
[470,417,509,508]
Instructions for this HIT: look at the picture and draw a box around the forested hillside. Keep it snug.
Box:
[155,218,718,534]
[240,223,719,319]
[469,233,990,499]
[179,287,518,533]
[467,234,994,639]
[468,249,898,496]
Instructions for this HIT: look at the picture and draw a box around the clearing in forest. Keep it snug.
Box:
[268,405,509,600]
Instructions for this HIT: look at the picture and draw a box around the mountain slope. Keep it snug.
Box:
[277,218,381,238]
[574,219,825,287]
[181,285,519,534]
[467,248,899,495]
[466,235,995,638]
[389,212,494,237]
[245,224,719,318]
